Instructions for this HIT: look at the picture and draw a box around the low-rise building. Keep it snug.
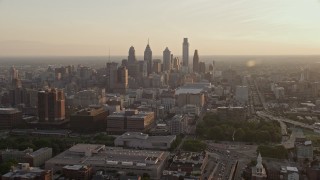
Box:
[149,123,170,136]
[165,151,208,179]
[1,163,52,180]
[280,166,299,180]
[45,144,170,179]
[114,132,176,150]
[24,147,53,167]
[1,147,52,167]
[169,115,187,135]
[0,108,22,129]
[70,106,108,132]
[62,165,93,180]
[295,140,313,161]
[174,104,200,116]
[106,109,154,134]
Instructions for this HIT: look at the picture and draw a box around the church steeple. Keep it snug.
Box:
[252,153,267,179]
[256,152,264,174]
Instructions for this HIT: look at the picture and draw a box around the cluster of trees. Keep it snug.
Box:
[196,113,282,143]
[0,159,17,175]
[0,134,115,156]
[257,145,288,159]
[182,139,207,152]
[169,135,184,151]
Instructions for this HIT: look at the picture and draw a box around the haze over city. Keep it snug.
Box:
[1,0,320,56]
[2,1,320,180]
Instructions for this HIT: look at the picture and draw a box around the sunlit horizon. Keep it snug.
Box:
[1,0,320,56]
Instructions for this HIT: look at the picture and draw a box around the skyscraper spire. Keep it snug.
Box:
[108,48,110,62]
[144,40,153,75]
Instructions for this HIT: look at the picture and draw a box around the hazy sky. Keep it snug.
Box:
[0,0,320,56]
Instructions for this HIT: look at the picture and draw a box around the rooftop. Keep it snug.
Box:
[46,144,169,168]
[0,108,21,114]
[63,165,89,171]
[116,132,176,142]
[175,88,203,95]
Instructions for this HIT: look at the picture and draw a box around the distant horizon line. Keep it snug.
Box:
[1,54,320,58]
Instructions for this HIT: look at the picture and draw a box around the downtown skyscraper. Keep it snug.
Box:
[193,49,199,73]
[144,40,153,75]
[163,47,171,71]
[128,46,137,64]
[182,38,189,67]
[38,88,65,122]
[127,46,139,78]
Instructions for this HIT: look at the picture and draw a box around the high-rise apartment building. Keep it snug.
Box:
[193,50,199,73]
[38,89,65,122]
[144,41,153,75]
[182,38,189,67]
[163,47,171,71]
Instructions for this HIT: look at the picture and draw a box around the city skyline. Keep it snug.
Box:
[0,0,320,56]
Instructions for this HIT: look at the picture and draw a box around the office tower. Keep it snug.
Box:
[153,59,162,74]
[172,57,180,71]
[116,66,128,94]
[193,50,199,73]
[144,40,153,75]
[127,46,139,79]
[138,61,148,77]
[38,91,48,122]
[199,62,206,73]
[106,62,128,94]
[9,87,27,107]
[182,38,189,67]
[163,47,171,71]
[128,46,137,64]
[38,89,65,122]
[106,62,118,91]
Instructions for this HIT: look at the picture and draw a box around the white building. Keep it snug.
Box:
[45,144,169,179]
[251,153,267,180]
[169,115,187,135]
[114,132,176,150]
[280,166,299,180]
[274,87,285,99]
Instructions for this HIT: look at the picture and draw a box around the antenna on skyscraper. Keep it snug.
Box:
[108,48,110,62]
[148,38,149,45]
